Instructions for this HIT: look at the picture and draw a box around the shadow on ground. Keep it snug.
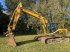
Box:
[17,40,38,46]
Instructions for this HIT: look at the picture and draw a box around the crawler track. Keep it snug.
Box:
[34,36,70,44]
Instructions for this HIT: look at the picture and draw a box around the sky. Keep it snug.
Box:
[0,0,7,10]
[0,0,39,10]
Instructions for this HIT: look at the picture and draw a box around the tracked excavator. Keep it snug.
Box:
[5,2,70,46]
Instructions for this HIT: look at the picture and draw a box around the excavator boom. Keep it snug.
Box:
[7,2,48,34]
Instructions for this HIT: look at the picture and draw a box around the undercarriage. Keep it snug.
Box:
[34,35,70,44]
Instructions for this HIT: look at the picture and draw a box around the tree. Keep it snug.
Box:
[5,0,70,34]
[0,4,9,34]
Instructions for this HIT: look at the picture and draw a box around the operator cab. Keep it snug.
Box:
[48,23,58,33]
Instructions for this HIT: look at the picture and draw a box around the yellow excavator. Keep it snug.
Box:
[5,2,48,46]
[5,2,69,46]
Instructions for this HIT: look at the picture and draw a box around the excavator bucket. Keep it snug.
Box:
[5,30,16,46]
[6,2,23,46]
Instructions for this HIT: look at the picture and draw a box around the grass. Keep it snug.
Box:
[0,35,70,52]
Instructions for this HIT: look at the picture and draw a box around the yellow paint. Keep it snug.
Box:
[7,2,48,34]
